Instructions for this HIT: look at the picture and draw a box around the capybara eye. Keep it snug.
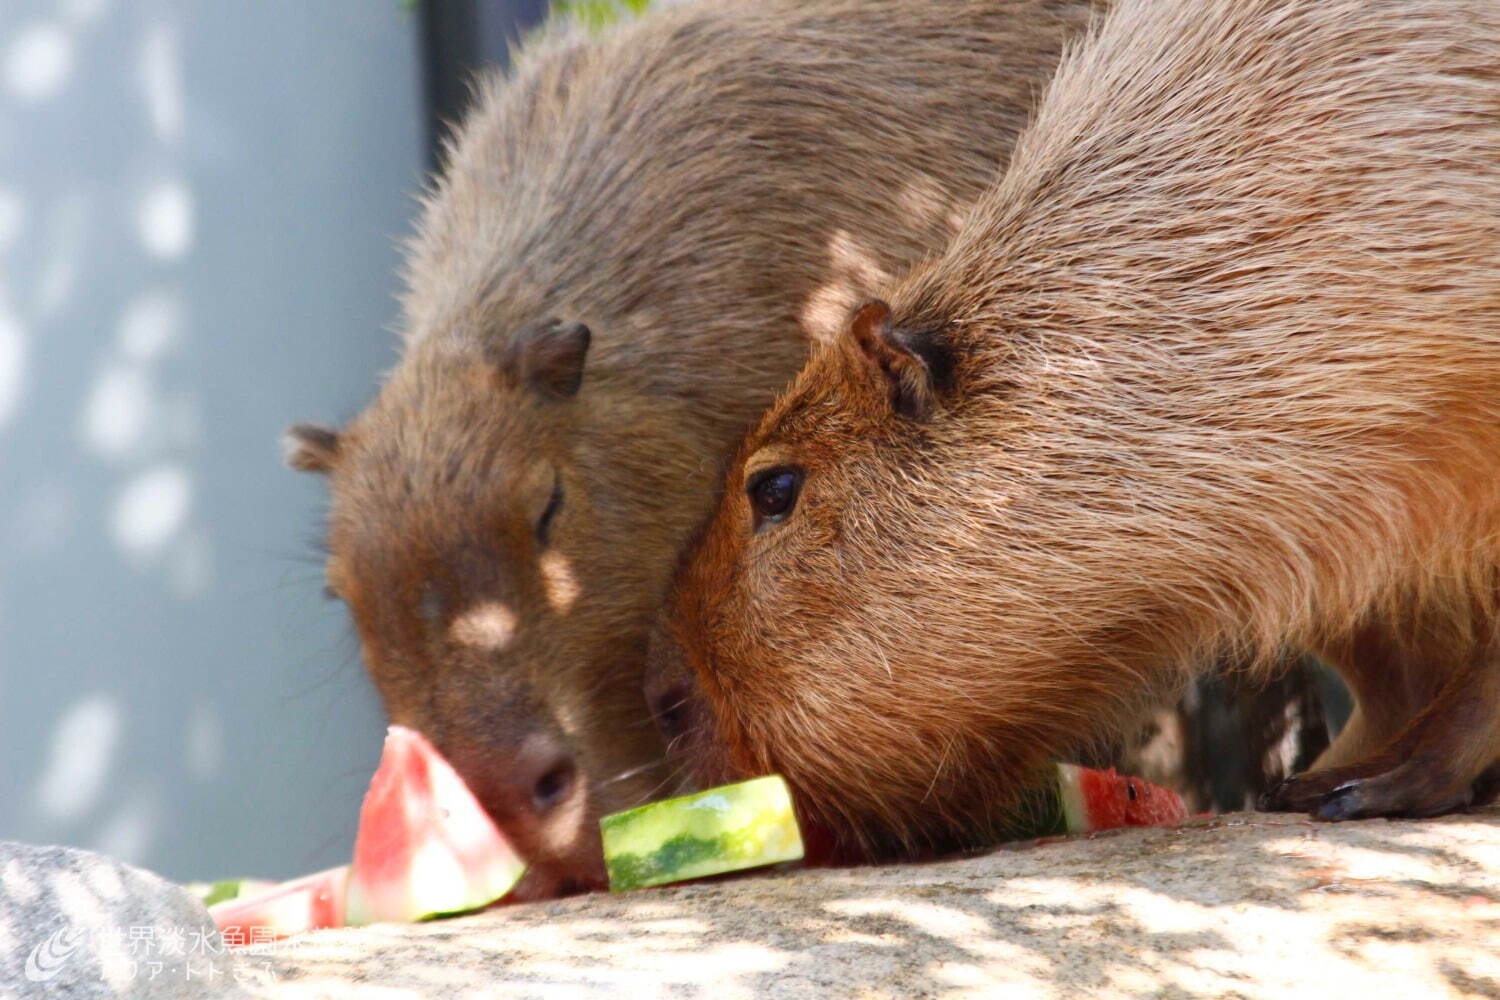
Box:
[747,466,802,528]
[536,477,564,547]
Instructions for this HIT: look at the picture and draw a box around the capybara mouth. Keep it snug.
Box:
[503,853,609,902]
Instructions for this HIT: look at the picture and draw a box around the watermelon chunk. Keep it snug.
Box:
[1051,763,1187,834]
[209,866,348,945]
[185,878,275,908]
[344,725,527,925]
[601,775,804,891]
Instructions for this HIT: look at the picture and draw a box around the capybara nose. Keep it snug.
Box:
[475,732,580,830]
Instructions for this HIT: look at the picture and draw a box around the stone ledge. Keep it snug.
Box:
[238,808,1500,999]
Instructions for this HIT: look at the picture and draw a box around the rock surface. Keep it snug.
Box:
[0,841,248,999]
[235,809,1500,998]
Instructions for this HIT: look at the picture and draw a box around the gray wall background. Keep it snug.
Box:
[0,0,425,882]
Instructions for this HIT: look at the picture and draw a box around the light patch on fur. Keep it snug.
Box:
[801,229,892,346]
[896,177,955,238]
[540,551,580,613]
[538,771,589,857]
[450,601,518,652]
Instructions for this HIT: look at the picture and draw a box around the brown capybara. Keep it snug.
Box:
[283,0,1095,896]
[648,0,1500,861]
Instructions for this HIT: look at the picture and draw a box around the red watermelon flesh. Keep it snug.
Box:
[344,725,528,925]
[1057,763,1186,833]
[210,865,348,946]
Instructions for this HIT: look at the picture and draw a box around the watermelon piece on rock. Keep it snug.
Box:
[1047,763,1187,835]
[209,866,348,945]
[345,725,527,925]
[601,775,804,891]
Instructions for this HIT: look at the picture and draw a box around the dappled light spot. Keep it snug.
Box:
[897,176,955,236]
[800,229,891,346]
[110,463,192,559]
[50,869,105,927]
[135,178,193,259]
[0,303,25,430]
[800,278,859,346]
[116,286,184,361]
[540,550,580,613]
[93,783,161,864]
[450,601,518,652]
[538,766,587,856]
[185,700,223,780]
[4,22,73,102]
[80,364,153,459]
[34,692,120,823]
[79,857,125,900]
[139,23,182,143]
[1,858,41,904]
[824,896,1043,975]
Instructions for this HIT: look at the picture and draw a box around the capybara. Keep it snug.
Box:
[648,0,1500,860]
[283,0,1095,896]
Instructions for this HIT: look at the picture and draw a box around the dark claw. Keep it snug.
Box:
[1314,781,1363,821]
[1260,774,1324,813]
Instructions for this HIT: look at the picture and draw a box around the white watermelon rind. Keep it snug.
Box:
[1055,762,1090,834]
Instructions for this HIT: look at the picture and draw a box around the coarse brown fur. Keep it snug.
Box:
[285,0,1095,895]
[651,0,1500,861]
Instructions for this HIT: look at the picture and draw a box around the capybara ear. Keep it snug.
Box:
[847,299,935,420]
[504,317,592,399]
[282,423,342,474]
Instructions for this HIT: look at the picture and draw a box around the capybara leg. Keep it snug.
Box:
[1471,762,1500,808]
[1257,737,1402,813]
[1260,628,1427,812]
[1307,653,1500,821]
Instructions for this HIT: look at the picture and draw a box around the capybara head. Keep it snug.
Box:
[288,0,1095,892]
[648,0,1500,860]
[287,318,705,896]
[645,301,1128,861]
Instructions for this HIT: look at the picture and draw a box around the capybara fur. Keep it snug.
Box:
[650,0,1500,861]
[284,0,1094,895]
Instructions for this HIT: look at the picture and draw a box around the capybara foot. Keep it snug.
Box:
[1311,760,1479,821]
[1258,760,1393,813]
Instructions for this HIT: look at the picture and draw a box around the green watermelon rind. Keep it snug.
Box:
[600,775,804,891]
[185,878,275,908]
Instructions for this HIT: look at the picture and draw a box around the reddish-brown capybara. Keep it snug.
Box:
[647,0,1500,861]
[283,0,1096,896]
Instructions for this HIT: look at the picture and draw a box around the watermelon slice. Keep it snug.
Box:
[185,878,275,908]
[209,866,348,945]
[601,775,804,891]
[344,725,527,925]
[1046,763,1187,835]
